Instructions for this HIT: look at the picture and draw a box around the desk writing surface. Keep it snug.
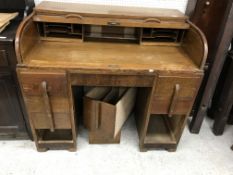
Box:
[25,41,199,72]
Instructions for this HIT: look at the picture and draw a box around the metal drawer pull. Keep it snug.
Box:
[65,14,83,20]
[168,84,180,117]
[107,21,120,26]
[41,81,55,132]
[144,18,161,23]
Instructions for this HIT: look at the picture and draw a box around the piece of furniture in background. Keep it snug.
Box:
[185,0,233,133]
[16,2,207,151]
[0,0,34,139]
[185,0,198,16]
[228,109,233,124]
[208,42,233,135]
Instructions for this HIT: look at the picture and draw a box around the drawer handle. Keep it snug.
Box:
[168,84,180,117]
[107,21,121,26]
[41,81,55,132]
[65,14,83,20]
[144,18,161,23]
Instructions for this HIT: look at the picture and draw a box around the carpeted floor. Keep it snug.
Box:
[0,117,232,175]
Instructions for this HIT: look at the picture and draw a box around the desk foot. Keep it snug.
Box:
[166,148,177,152]
[139,145,148,152]
[37,147,48,152]
[69,147,77,152]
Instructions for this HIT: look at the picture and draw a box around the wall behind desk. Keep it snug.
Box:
[34,0,188,13]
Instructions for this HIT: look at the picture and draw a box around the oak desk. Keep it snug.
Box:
[16,1,207,152]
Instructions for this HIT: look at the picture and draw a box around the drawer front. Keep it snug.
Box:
[71,74,154,87]
[20,71,68,96]
[0,50,9,67]
[151,97,195,114]
[151,76,201,115]
[33,15,189,29]
[25,96,70,113]
[31,113,71,129]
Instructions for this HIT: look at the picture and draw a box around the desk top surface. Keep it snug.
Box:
[24,40,199,73]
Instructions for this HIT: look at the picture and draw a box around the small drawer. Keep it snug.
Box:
[71,74,154,87]
[31,112,71,129]
[33,14,189,29]
[154,76,200,98]
[151,97,195,114]
[19,71,68,96]
[34,14,83,24]
[0,50,9,67]
[151,76,201,115]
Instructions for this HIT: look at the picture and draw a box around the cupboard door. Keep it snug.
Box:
[151,75,201,115]
[19,71,71,130]
[0,49,9,67]
[0,73,26,135]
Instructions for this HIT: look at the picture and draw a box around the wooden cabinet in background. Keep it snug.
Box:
[0,72,27,138]
[0,40,29,139]
[0,0,35,139]
[186,0,233,134]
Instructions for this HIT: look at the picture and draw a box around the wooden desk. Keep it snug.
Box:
[16,2,207,152]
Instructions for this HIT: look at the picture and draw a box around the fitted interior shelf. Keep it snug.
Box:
[141,28,185,45]
[36,129,73,143]
[83,25,141,43]
[37,22,83,39]
[144,114,186,146]
[36,22,185,45]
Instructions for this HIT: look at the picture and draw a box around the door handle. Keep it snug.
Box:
[107,21,121,26]
[168,84,180,117]
[65,14,83,20]
[144,18,161,23]
[41,81,55,132]
[205,1,210,6]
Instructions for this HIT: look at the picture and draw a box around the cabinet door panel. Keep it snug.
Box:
[0,50,9,67]
[0,73,25,133]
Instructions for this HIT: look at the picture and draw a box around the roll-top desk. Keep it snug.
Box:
[16,2,207,152]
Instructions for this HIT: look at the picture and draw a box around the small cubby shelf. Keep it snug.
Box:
[35,129,75,151]
[37,22,83,39]
[143,114,186,150]
[36,129,73,142]
[36,22,186,45]
[83,25,141,43]
[144,115,176,145]
[141,28,185,45]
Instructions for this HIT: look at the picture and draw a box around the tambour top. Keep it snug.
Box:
[35,1,188,21]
